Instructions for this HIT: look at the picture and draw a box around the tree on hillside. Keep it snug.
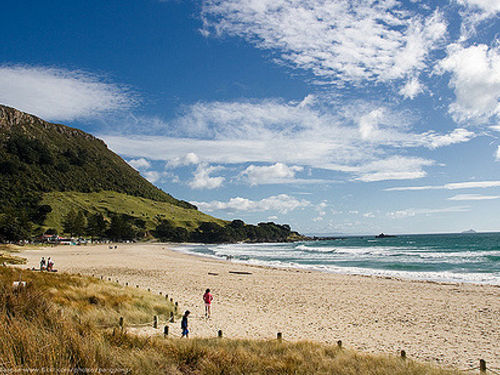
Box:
[62,210,77,236]
[0,210,32,242]
[153,220,188,242]
[86,213,107,239]
[74,211,87,236]
[107,214,136,241]
[62,209,86,237]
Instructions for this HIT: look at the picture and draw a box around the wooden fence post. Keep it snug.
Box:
[119,316,124,329]
[337,340,342,349]
[153,316,158,329]
[218,330,223,338]
[175,302,178,312]
[479,359,486,373]
[170,312,174,323]
[400,350,406,360]
[163,325,168,337]
[125,282,128,286]
[136,285,139,288]
[277,332,282,341]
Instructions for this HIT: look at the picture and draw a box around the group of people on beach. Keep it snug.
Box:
[39,257,54,272]
[181,288,213,338]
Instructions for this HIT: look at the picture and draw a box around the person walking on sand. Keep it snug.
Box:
[181,310,190,338]
[40,257,46,271]
[203,289,213,318]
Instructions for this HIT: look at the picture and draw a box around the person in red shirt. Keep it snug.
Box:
[203,289,213,318]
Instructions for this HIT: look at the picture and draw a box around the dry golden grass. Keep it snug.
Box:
[0,267,465,375]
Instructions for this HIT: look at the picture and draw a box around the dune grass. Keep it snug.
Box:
[0,244,27,265]
[0,267,464,374]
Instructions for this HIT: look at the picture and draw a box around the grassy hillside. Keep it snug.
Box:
[0,267,461,375]
[0,104,195,213]
[41,190,227,233]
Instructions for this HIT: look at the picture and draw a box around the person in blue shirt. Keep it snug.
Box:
[181,310,190,338]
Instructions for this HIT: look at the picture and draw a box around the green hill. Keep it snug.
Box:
[0,104,225,237]
[41,190,226,234]
[0,104,194,210]
[0,105,302,243]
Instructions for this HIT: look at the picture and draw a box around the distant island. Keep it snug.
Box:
[375,233,396,238]
[461,229,477,234]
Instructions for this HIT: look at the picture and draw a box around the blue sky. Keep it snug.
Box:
[1,0,500,234]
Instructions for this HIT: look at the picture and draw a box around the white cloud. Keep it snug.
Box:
[313,201,327,221]
[387,206,470,218]
[201,1,446,85]
[352,156,435,182]
[456,0,500,38]
[166,152,201,168]
[424,128,475,149]
[102,97,472,183]
[189,164,225,189]
[0,65,134,121]
[363,212,375,218]
[127,158,151,170]
[192,194,310,214]
[240,163,303,185]
[386,180,500,191]
[448,193,500,200]
[399,77,424,99]
[438,44,500,124]
[496,146,500,161]
[143,171,162,184]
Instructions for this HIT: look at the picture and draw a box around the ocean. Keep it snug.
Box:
[175,232,500,285]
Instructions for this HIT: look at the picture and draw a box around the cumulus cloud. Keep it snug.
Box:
[201,1,446,85]
[399,77,424,99]
[191,194,310,214]
[448,194,500,200]
[438,44,500,124]
[0,65,135,121]
[385,180,500,191]
[312,201,328,222]
[102,97,472,183]
[189,164,225,189]
[387,206,470,218]
[127,158,151,170]
[166,152,200,168]
[240,163,303,185]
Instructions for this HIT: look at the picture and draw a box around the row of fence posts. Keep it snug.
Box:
[96,274,490,374]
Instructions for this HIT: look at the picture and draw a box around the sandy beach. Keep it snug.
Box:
[17,243,499,370]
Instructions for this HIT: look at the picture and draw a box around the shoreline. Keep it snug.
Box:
[15,243,500,370]
[171,242,500,287]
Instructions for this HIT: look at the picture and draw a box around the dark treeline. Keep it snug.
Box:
[154,219,297,243]
[0,208,299,244]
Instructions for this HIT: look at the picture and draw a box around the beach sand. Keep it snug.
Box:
[17,243,499,370]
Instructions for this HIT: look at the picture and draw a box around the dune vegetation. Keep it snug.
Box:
[0,266,463,375]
